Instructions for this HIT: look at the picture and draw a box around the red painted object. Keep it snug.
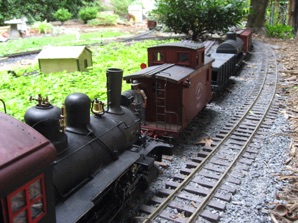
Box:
[123,41,214,139]
[147,20,157,30]
[148,42,205,69]
[0,112,56,223]
[237,28,253,54]
[0,113,56,191]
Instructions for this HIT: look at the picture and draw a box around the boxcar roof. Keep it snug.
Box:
[123,63,194,83]
[0,113,56,190]
[148,41,204,50]
[37,46,91,59]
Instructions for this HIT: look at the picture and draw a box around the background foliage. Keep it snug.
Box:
[0,39,176,121]
[265,23,294,39]
[0,0,138,25]
[53,8,72,25]
[153,0,248,40]
[0,0,95,25]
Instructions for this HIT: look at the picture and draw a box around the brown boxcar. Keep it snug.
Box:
[237,28,253,54]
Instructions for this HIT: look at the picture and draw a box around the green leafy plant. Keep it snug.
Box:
[153,0,247,41]
[0,39,177,121]
[0,0,96,25]
[265,23,294,39]
[88,12,119,26]
[0,29,133,57]
[53,8,72,25]
[79,7,98,24]
[110,0,134,17]
[32,20,53,34]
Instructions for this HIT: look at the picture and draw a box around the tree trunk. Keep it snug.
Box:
[288,0,295,27]
[246,0,270,34]
[288,0,298,34]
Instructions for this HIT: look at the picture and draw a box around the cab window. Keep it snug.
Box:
[7,174,46,223]
[153,51,165,62]
[178,52,190,63]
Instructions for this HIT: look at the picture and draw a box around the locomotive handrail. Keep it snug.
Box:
[55,120,140,163]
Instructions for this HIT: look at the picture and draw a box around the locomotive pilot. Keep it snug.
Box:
[131,79,147,125]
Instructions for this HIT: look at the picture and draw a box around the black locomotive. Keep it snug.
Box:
[0,28,252,223]
[0,68,172,223]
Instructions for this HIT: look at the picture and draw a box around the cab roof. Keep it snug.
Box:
[123,63,194,84]
[148,41,205,50]
[0,113,56,192]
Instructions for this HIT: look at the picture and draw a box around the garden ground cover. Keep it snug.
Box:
[0,38,177,121]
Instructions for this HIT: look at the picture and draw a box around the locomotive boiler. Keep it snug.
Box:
[0,68,172,223]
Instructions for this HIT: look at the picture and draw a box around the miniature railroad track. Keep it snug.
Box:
[0,30,184,62]
[136,41,278,223]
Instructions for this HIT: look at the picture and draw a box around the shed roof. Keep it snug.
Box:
[37,46,91,59]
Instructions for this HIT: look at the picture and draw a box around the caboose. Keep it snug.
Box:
[122,41,214,140]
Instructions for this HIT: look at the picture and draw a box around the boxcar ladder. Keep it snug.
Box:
[155,78,167,128]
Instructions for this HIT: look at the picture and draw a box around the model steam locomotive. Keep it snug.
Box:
[0,28,252,223]
[0,68,172,223]
[122,28,252,140]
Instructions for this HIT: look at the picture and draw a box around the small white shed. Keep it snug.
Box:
[37,46,92,74]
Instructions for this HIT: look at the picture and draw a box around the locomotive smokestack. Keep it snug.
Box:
[106,68,124,114]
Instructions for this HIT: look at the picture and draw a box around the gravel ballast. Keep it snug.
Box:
[125,41,292,223]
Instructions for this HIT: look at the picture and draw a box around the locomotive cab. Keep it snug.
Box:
[148,41,205,69]
[0,112,57,223]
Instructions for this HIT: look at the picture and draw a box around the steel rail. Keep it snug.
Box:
[187,42,278,222]
[142,41,278,223]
